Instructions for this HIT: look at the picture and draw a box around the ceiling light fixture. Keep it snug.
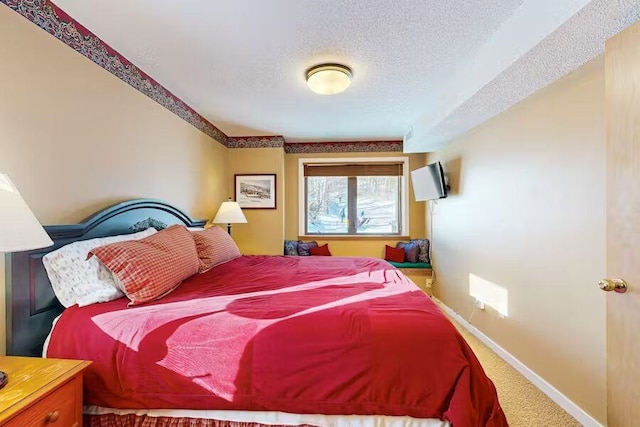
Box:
[306,63,352,95]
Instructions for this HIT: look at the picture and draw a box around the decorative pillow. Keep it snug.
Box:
[384,245,406,263]
[396,242,419,263]
[89,225,199,305]
[309,243,332,256]
[405,243,420,263]
[284,240,302,256]
[297,241,318,256]
[42,228,157,307]
[410,238,431,264]
[191,226,242,272]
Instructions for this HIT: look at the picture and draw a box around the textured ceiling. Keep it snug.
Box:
[51,0,523,141]
[49,0,640,150]
[404,0,640,152]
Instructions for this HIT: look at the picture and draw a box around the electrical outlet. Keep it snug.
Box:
[474,299,485,310]
[426,278,433,288]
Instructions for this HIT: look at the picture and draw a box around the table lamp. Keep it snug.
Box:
[0,173,53,390]
[212,197,247,235]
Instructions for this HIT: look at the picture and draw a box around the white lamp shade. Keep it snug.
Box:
[212,200,247,224]
[0,174,53,252]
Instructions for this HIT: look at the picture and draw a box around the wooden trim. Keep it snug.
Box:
[304,163,403,177]
[433,299,603,427]
[397,268,433,276]
[347,177,357,234]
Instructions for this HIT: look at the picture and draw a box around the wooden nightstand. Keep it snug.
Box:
[0,356,91,427]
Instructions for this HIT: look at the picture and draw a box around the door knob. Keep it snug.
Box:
[598,279,628,293]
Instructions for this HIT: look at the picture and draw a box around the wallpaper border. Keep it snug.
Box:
[228,136,286,149]
[226,138,404,153]
[284,141,403,154]
[2,1,404,153]
[1,0,229,146]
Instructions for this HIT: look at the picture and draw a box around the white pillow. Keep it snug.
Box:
[43,228,158,307]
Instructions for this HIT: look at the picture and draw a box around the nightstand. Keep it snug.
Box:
[0,356,91,427]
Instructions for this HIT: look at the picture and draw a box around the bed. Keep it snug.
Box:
[5,199,507,427]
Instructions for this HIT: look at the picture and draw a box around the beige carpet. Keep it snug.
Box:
[449,319,582,427]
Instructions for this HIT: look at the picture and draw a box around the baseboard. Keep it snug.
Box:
[432,298,603,427]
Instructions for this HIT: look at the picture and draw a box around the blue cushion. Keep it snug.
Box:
[284,240,301,256]
[297,241,318,256]
[396,242,419,263]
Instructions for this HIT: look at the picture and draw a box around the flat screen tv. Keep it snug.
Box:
[411,161,448,201]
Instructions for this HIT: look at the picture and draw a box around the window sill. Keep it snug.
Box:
[298,235,411,241]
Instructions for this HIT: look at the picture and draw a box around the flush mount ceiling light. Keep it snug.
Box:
[306,64,352,95]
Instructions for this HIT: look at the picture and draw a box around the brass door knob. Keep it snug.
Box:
[598,279,628,293]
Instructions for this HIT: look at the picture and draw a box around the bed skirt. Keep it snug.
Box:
[82,406,449,427]
[84,414,316,427]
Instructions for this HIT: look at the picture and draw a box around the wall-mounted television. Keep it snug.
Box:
[410,161,448,201]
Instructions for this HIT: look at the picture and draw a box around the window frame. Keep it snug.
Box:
[298,156,410,237]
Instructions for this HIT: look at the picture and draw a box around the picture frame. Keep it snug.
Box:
[234,174,277,209]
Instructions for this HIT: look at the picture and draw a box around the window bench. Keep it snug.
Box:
[386,261,431,269]
[386,261,433,295]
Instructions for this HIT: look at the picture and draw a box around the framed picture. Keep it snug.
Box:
[234,174,277,209]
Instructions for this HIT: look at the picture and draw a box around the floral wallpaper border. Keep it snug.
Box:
[284,141,403,154]
[227,138,403,153]
[1,0,229,146]
[2,1,405,154]
[227,136,285,149]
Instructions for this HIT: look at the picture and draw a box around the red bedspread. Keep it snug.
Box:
[47,256,507,426]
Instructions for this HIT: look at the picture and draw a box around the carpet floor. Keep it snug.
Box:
[450,318,582,427]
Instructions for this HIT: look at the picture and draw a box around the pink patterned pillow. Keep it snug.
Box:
[89,225,199,305]
[191,226,241,272]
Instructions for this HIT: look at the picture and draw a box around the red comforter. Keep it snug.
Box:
[47,256,507,426]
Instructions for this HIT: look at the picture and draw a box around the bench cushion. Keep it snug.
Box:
[387,261,432,269]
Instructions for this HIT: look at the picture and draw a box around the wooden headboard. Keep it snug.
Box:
[5,199,207,357]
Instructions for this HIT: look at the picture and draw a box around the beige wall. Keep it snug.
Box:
[3,11,605,421]
[0,6,229,355]
[427,58,606,422]
[224,149,426,259]
[227,148,285,255]
[285,152,427,258]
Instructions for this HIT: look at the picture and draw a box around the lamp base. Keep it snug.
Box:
[226,224,232,235]
[0,370,7,389]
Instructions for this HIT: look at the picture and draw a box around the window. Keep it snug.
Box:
[299,157,409,236]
